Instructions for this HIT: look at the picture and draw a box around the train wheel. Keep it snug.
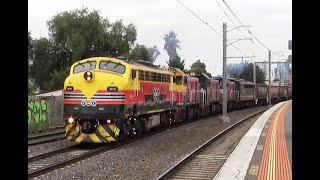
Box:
[118,124,128,141]
[160,113,169,128]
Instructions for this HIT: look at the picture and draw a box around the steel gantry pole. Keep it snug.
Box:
[268,50,272,107]
[221,23,230,122]
[253,63,256,84]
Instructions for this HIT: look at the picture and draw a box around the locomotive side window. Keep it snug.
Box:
[73,61,96,74]
[139,71,145,81]
[151,72,156,81]
[145,71,150,81]
[162,74,168,82]
[131,70,136,79]
[175,76,182,85]
[100,61,126,74]
[156,73,161,82]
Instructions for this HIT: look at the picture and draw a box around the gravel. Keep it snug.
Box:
[31,106,267,180]
[28,127,65,137]
[28,139,77,158]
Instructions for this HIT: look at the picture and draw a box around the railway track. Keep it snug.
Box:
[28,121,195,179]
[28,145,77,163]
[28,131,65,145]
[156,108,267,180]
[28,107,268,179]
[28,144,109,179]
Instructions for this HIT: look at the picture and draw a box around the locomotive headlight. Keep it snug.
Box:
[68,117,74,123]
[106,119,114,124]
[84,71,94,81]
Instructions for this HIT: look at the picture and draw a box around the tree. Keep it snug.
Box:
[227,62,246,78]
[28,31,33,71]
[190,60,206,73]
[46,67,70,90]
[227,61,265,83]
[128,44,149,61]
[48,7,104,63]
[164,31,180,60]
[28,31,38,95]
[147,45,160,63]
[29,38,55,91]
[47,7,137,64]
[30,7,139,92]
[108,20,137,57]
[189,59,212,78]
[253,64,266,84]
[166,54,185,72]
[28,31,32,62]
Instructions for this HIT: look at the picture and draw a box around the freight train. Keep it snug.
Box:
[63,56,292,143]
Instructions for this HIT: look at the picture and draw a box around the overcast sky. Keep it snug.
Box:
[28,0,292,76]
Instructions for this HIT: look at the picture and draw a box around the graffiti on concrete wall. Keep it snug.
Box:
[28,100,52,125]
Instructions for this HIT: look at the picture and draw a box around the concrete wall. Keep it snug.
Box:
[28,96,64,133]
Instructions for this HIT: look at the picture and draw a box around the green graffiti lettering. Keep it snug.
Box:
[33,101,41,124]
[28,99,52,126]
[40,100,47,123]
[28,101,34,110]
[28,101,34,125]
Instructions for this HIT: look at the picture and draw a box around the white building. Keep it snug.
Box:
[35,89,63,97]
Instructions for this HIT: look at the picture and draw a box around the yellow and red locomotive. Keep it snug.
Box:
[63,56,292,143]
[64,57,175,143]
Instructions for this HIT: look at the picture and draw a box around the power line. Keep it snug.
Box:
[221,0,286,58]
[222,0,270,50]
[221,0,271,49]
[175,0,222,37]
[216,0,249,39]
[175,0,249,57]
[216,0,268,57]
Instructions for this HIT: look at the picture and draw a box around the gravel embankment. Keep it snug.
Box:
[32,106,267,180]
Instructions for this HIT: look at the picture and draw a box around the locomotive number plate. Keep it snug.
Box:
[81,100,97,107]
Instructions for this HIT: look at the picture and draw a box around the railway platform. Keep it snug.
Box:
[214,100,292,180]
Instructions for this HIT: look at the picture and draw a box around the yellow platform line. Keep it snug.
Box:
[259,101,291,180]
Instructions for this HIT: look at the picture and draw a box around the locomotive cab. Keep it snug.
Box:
[63,57,132,142]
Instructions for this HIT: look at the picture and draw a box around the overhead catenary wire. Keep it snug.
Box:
[175,0,249,57]
[221,0,286,58]
[215,0,249,40]
[175,0,222,37]
[216,0,268,56]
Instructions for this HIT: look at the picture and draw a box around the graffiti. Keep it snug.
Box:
[28,100,51,125]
